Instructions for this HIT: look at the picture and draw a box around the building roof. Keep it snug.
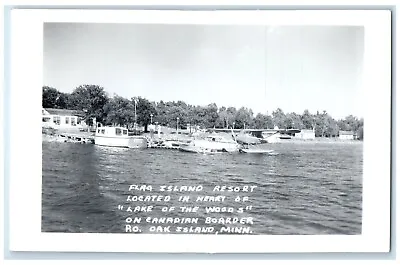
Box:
[339,130,354,135]
[44,108,86,117]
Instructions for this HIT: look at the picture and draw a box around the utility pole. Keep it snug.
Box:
[134,97,138,131]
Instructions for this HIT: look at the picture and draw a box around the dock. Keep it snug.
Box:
[57,133,94,144]
[42,132,95,144]
[147,142,181,150]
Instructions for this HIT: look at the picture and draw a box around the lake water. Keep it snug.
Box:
[42,141,363,235]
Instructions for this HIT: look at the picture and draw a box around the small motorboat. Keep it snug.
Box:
[94,126,147,148]
[239,148,275,154]
[179,134,240,153]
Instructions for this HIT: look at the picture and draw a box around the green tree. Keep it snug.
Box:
[154,101,169,126]
[192,105,207,128]
[272,108,286,129]
[253,113,274,129]
[234,107,254,129]
[314,111,325,137]
[56,92,72,109]
[338,115,361,134]
[356,118,364,140]
[265,115,274,129]
[326,116,339,137]
[69,84,109,125]
[135,97,157,132]
[43,86,73,109]
[301,109,315,130]
[204,103,219,128]
[345,115,359,132]
[285,112,304,129]
[42,86,60,108]
[338,119,350,131]
[313,110,339,137]
[226,107,237,128]
[103,95,135,128]
[216,107,228,128]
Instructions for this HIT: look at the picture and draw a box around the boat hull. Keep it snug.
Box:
[179,139,239,153]
[263,133,281,143]
[162,140,184,149]
[239,148,274,154]
[179,145,231,153]
[94,135,147,148]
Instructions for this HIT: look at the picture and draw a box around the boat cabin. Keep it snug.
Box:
[96,126,128,137]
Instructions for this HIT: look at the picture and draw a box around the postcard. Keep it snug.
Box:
[7,9,391,253]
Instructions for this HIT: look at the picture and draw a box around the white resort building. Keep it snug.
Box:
[42,108,89,130]
[339,131,356,140]
[294,129,316,140]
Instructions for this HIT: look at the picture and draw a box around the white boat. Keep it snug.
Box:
[179,134,240,153]
[262,131,281,143]
[94,126,147,148]
[238,148,275,154]
[236,132,263,145]
[161,140,185,149]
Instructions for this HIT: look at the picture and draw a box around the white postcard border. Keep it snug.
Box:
[8,9,391,253]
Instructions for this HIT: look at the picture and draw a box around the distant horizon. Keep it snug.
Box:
[44,23,364,120]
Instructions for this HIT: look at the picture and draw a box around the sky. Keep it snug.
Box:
[43,23,364,119]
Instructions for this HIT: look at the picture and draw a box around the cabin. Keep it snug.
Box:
[294,129,316,140]
[339,131,356,140]
[42,108,88,130]
[96,126,128,137]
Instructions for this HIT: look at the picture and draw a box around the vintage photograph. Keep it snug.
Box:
[41,22,364,235]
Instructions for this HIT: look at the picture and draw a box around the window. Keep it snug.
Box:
[123,130,128,135]
[115,128,122,135]
[71,117,76,126]
[97,129,100,133]
[77,117,81,125]
[101,129,105,134]
[53,116,61,125]
[42,117,51,122]
[65,117,69,124]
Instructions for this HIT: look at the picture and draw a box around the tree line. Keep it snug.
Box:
[42,85,364,139]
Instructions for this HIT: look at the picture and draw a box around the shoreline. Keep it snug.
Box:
[41,127,362,145]
[274,138,363,144]
[42,127,95,143]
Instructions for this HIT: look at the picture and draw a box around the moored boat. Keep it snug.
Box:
[235,131,263,145]
[94,126,147,148]
[238,148,275,154]
[160,139,185,149]
[179,134,240,153]
[262,131,281,143]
